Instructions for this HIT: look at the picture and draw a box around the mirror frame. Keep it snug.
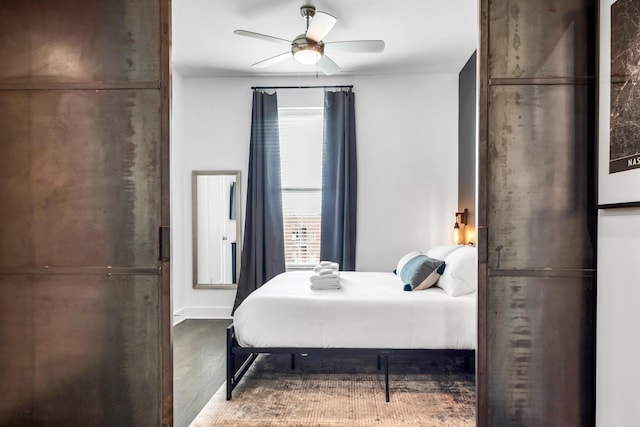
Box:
[192,170,242,289]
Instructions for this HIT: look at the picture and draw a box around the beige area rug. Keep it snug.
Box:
[191,352,475,427]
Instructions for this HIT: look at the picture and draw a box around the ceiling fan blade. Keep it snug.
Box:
[305,11,337,42]
[317,55,341,75]
[251,51,292,68]
[324,40,385,54]
[233,30,291,45]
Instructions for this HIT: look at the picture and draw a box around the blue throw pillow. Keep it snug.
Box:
[399,255,446,291]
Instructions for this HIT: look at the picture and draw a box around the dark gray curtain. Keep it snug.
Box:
[233,91,285,313]
[320,90,357,270]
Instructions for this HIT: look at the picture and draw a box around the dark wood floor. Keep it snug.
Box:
[174,319,232,427]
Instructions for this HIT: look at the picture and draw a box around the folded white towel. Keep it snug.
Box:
[317,268,340,276]
[318,260,336,266]
[313,261,339,272]
[310,282,342,290]
[309,273,340,282]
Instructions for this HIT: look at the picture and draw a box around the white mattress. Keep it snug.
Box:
[233,271,476,350]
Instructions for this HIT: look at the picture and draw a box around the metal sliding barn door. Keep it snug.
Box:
[0,1,172,425]
[478,1,596,426]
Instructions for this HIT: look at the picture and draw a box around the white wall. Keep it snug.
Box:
[170,69,187,324]
[171,73,459,318]
[596,209,640,426]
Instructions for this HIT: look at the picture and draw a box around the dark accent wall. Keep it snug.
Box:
[459,51,477,238]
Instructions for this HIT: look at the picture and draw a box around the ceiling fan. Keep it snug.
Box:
[233,5,385,75]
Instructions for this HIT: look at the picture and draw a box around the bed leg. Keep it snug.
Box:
[226,354,234,400]
[226,326,234,400]
[291,353,295,370]
[384,355,390,402]
[377,355,381,370]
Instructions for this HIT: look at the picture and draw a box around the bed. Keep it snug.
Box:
[227,245,477,402]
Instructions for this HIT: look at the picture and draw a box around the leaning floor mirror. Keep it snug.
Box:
[192,170,242,289]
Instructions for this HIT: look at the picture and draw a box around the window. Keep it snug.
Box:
[279,107,323,269]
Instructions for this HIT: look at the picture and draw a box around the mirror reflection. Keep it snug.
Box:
[192,170,241,288]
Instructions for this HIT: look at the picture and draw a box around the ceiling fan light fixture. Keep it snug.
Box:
[294,47,322,65]
[292,34,323,65]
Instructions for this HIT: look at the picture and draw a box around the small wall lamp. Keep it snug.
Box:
[453,208,469,245]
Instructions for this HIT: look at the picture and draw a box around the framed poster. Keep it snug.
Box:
[598,0,640,207]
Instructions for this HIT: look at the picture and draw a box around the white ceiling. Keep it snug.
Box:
[172,0,479,78]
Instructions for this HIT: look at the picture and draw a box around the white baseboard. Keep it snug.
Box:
[173,308,187,326]
[173,306,232,325]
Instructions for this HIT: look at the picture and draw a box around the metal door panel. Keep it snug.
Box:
[489,0,593,79]
[480,1,597,425]
[0,0,171,424]
[487,84,594,270]
[0,0,160,83]
[0,276,33,425]
[486,276,595,426]
[0,90,161,268]
[0,274,160,426]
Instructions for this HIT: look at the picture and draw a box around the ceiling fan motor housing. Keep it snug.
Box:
[292,34,324,54]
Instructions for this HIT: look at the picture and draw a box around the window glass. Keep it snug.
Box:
[279,107,323,269]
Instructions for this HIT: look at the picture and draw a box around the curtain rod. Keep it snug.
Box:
[252,85,353,90]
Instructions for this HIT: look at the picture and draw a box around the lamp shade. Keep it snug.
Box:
[452,209,469,245]
[453,222,461,244]
[294,48,322,65]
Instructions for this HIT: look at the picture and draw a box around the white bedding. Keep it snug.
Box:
[233,271,476,350]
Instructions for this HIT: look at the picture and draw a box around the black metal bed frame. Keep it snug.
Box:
[226,324,474,402]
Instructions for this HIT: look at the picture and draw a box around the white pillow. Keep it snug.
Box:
[395,251,423,275]
[437,245,477,297]
[425,244,464,261]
